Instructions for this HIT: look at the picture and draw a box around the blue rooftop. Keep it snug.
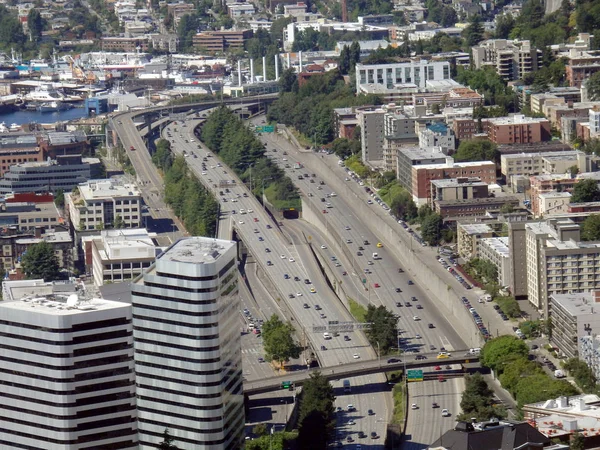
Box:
[427,122,448,134]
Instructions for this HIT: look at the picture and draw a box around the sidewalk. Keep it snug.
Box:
[484,374,518,418]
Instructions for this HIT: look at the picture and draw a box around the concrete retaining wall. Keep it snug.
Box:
[300,159,484,350]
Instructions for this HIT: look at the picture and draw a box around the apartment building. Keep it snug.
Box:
[452,117,481,140]
[396,146,450,192]
[457,223,495,260]
[479,237,511,287]
[565,49,600,88]
[549,291,600,358]
[412,87,483,111]
[383,108,418,171]
[0,134,43,176]
[0,195,64,231]
[38,130,90,158]
[525,219,600,316]
[472,39,542,81]
[192,30,252,52]
[580,335,600,383]
[0,155,99,195]
[537,191,572,217]
[435,196,520,219]
[418,122,456,154]
[66,179,142,231]
[101,36,150,52]
[485,115,552,144]
[83,228,159,287]
[500,150,587,181]
[15,230,73,271]
[0,288,137,449]
[132,237,244,450]
[333,107,360,139]
[430,177,489,207]
[355,59,452,94]
[529,172,600,216]
[358,106,385,163]
[411,160,496,205]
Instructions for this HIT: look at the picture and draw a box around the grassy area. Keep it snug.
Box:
[392,383,406,426]
[264,184,302,211]
[348,297,367,322]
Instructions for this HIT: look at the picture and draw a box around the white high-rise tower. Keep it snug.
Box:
[132,237,243,450]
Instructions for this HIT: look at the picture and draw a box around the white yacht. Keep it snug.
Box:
[24,84,65,102]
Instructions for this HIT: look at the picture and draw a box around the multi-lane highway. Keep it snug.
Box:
[163,118,391,448]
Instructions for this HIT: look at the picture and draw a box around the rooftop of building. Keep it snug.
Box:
[77,178,140,200]
[547,238,600,250]
[2,278,84,302]
[397,146,448,160]
[158,237,235,265]
[459,223,494,234]
[432,177,486,188]
[526,394,600,416]
[501,150,582,160]
[539,191,572,199]
[485,114,549,126]
[479,236,510,257]
[16,230,71,245]
[0,293,128,316]
[426,122,449,134]
[551,291,600,317]
[414,160,495,170]
[94,228,159,260]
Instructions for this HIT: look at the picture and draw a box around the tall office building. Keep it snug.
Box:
[0,291,137,449]
[132,237,243,450]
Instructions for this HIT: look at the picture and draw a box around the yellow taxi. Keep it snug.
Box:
[310,287,316,293]
[376,242,383,248]
[436,352,451,359]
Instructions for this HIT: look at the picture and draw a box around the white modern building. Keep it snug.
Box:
[132,237,244,450]
[477,237,511,287]
[0,287,137,449]
[66,179,142,231]
[83,228,160,286]
[355,60,452,93]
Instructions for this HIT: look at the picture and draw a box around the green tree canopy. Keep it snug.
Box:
[462,15,484,46]
[27,9,43,43]
[582,214,600,241]
[21,241,60,281]
[261,315,301,365]
[365,305,398,353]
[454,140,499,163]
[587,71,600,102]
[421,212,443,246]
[571,179,600,203]
[481,335,529,373]
[298,372,335,450]
[459,373,505,421]
[564,357,598,393]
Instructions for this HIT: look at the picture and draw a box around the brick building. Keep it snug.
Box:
[565,49,600,88]
[411,160,496,205]
[192,30,252,53]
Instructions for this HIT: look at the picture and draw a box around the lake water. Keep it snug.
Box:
[0,107,90,125]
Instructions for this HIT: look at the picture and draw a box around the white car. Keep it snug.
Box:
[296,292,303,297]
[238,221,244,224]
[367,200,373,204]
[353,353,360,359]
[411,404,418,410]
[321,245,327,249]
[413,316,420,321]
[201,171,207,175]
[280,255,286,259]
[415,334,421,339]
[367,261,373,265]
[289,257,295,262]
[442,409,451,417]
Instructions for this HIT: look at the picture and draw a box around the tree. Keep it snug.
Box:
[459,373,505,421]
[571,179,600,203]
[495,14,515,39]
[582,214,600,241]
[113,215,125,229]
[298,372,335,450]
[499,202,515,214]
[454,140,499,162]
[261,315,301,366]
[21,241,60,281]
[587,71,600,101]
[463,15,484,46]
[481,335,529,373]
[54,189,65,208]
[571,432,586,450]
[158,428,180,450]
[252,423,268,437]
[421,213,443,246]
[564,358,597,393]
[364,305,398,353]
[27,8,43,43]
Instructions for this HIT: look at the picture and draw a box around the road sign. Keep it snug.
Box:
[407,369,423,382]
[362,279,366,284]
[263,125,275,132]
[281,381,292,389]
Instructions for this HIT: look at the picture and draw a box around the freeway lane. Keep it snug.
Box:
[404,378,465,449]
[251,121,467,359]
[164,119,390,448]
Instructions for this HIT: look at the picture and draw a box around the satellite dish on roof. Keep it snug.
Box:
[66,294,79,307]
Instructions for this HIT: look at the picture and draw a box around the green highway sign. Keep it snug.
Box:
[362,279,367,284]
[281,381,292,389]
[263,125,275,132]
[407,369,423,382]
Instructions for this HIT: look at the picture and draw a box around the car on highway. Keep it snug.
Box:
[357,251,363,256]
[310,287,316,293]
[266,260,272,266]
[415,355,426,360]
[321,245,327,249]
[258,357,265,363]
[296,292,303,297]
[442,409,451,417]
[387,358,399,363]
[404,302,411,307]
[353,353,360,359]
[376,242,383,248]
[395,287,402,293]
[289,257,295,262]
[266,224,272,229]
[411,404,418,410]
[314,305,322,310]
[303,303,310,308]
[284,274,289,279]
[437,352,451,359]
[238,220,244,224]
[396,302,402,307]
[428,323,435,329]
[370,432,378,439]
[347,404,356,411]
[434,365,442,370]
[432,402,439,408]
[294,276,300,281]
[373,283,380,288]
[320,313,326,319]
[413,316,420,321]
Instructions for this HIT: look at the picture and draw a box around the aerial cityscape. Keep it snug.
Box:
[3,0,600,448]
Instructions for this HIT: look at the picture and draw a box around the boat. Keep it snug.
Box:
[24,84,65,102]
[9,123,20,132]
[37,101,72,113]
[0,122,7,133]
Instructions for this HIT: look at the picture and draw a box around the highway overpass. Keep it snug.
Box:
[243,352,480,395]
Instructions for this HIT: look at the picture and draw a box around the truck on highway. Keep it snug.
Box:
[343,380,351,393]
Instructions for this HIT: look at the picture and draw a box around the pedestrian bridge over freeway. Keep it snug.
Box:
[243,351,480,395]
